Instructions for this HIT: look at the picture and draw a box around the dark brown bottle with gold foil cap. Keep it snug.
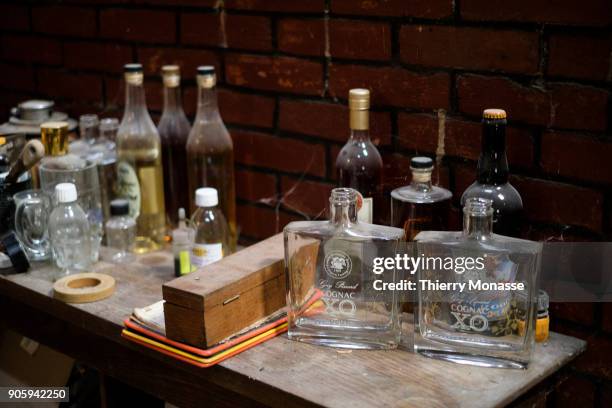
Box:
[186,66,236,252]
[335,89,383,224]
[158,65,190,228]
[460,109,523,237]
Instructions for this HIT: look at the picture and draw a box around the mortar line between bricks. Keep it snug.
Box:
[16,4,612,34]
[233,161,331,185]
[6,56,611,95]
[538,24,549,77]
[5,35,611,90]
[322,0,331,98]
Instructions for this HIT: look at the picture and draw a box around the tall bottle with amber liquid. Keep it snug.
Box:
[186,66,236,251]
[158,65,190,228]
[116,63,166,253]
[335,89,383,224]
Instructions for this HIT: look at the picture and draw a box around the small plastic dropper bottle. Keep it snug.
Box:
[172,208,195,276]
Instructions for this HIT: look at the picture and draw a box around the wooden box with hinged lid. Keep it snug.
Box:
[162,233,286,348]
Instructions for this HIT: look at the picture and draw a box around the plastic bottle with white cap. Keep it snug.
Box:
[48,183,91,277]
[190,187,229,267]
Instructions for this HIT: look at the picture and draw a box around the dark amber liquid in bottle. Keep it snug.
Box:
[390,160,452,241]
[336,131,383,224]
[160,135,189,226]
[461,112,523,237]
[391,199,451,241]
[158,75,191,228]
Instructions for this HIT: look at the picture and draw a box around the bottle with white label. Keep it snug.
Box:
[191,188,229,268]
[335,89,383,225]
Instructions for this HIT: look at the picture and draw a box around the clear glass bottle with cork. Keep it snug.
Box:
[335,89,383,225]
[116,63,166,253]
[186,66,236,252]
[158,65,191,228]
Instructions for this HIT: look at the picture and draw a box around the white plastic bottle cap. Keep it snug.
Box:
[195,187,218,207]
[55,183,77,203]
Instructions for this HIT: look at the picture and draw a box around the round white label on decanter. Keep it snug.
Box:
[324,250,353,280]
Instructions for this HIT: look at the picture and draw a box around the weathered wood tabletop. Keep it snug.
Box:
[0,248,586,408]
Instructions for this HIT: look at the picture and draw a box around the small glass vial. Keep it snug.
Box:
[99,118,119,143]
[415,198,542,369]
[105,199,136,264]
[284,188,404,350]
[519,289,549,343]
[48,183,91,277]
[391,156,452,241]
[191,188,229,267]
[172,208,195,276]
[79,114,100,144]
[535,290,550,342]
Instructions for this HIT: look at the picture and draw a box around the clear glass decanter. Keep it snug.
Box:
[284,188,404,350]
[414,197,541,368]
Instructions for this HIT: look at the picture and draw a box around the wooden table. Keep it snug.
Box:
[0,249,586,408]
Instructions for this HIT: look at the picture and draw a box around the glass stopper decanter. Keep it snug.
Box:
[284,188,404,350]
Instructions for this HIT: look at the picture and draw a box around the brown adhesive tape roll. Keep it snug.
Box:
[53,272,115,303]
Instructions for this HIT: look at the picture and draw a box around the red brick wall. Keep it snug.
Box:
[0,1,610,404]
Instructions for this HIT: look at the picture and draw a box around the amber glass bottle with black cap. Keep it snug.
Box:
[391,156,452,241]
[461,109,523,237]
[335,89,383,224]
[186,66,236,252]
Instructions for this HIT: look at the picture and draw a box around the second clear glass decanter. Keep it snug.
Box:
[284,188,404,350]
[414,198,542,368]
